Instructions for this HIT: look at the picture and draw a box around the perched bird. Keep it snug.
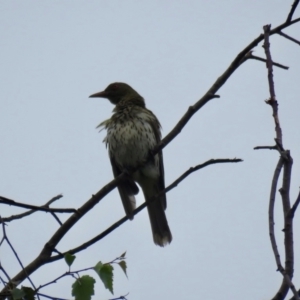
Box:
[90,82,172,246]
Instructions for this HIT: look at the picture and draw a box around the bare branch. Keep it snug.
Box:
[0,263,11,282]
[286,0,300,22]
[278,31,300,46]
[0,195,76,216]
[272,151,296,300]
[254,145,277,150]
[263,25,277,101]
[154,18,300,155]
[47,158,242,262]
[269,158,284,270]
[289,190,300,218]
[109,294,129,300]
[0,195,65,223]
[262,21,299,300]
[263,25,284,150]
[37,292,69,300]
[248,53,289,70]
[0,218,36,291]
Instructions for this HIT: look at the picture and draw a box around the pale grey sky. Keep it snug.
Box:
[1,1,300,299]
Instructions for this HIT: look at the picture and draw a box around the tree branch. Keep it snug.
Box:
[286,0,300,23]
[0,195,75,216]
[278,31,300,46]
[154,17,300,154]
[262,22,298,300]
[0,195,65,223]
[47,158,242,262]
[289,190,300,219]
[0,219,37,292]
[248,53,289,70]
[254,145,277,150]
[263,25,284,150]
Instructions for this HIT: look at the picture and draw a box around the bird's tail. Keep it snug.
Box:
[143,180,172,247]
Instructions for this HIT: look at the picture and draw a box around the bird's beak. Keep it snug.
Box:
[89,90,107,98]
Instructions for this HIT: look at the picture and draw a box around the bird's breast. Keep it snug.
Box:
[106,116,159,172]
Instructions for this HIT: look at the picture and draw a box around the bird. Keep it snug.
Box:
[90,82,172,247]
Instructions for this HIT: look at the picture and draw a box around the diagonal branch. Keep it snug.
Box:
[286,0,300,22]
[154,18,300,155]
[278,31,300,46]
[0,218,37,293]
[289,190,300,219]
[47,158,242,262]
[248,53,289,69]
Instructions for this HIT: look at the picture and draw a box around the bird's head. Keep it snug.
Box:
[89,82,143,105]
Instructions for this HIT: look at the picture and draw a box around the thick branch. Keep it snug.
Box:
[286,0,300,22]
[268,158,298,300]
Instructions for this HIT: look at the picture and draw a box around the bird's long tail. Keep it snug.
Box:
[142,179,172,247]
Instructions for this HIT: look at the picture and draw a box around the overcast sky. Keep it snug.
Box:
[1,1,300,300]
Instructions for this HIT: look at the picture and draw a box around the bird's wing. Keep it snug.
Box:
[109,155,139,219]
[149,114,167,210]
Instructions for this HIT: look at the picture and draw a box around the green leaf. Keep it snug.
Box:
[21,286,35,300]
[120,251,126,258]
[72,275,95,300]
[94,261,103,274]
[11,288,25,300]
[94,262,114,294]
[118,261,128,278]
[64,253,76,267]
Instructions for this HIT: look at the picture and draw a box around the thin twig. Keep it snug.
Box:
[0,218,37,292]
[278,31,300,46]
[109,294,129,300]
[0,264,11,282]
[254,145,277,150]
[0,195,65,223]
[268,158,284,270]
[37,266,93,292]
[36,292,69,300]
[248,54,289,69]
[289,190,300,218]
[0,195,76,215]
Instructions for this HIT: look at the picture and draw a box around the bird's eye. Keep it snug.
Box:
[111,84,118,90]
